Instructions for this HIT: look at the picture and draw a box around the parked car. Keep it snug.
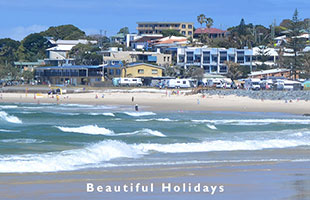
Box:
[245,78,261,90]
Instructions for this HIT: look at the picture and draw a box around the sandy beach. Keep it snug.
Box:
[1,160,309,200]
[1,89,310,115]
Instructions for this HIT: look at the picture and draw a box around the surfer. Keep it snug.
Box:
[135,104,139,112]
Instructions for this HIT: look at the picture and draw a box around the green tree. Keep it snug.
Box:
[285,9,306,79]
[162,29,184,37]
[69,43,102,65]
[0,38,20,65]
[17,33,49,62]
[22,70,34,83]
[40,24,86,40]
[118,27,130,35]
[225,61,243,80]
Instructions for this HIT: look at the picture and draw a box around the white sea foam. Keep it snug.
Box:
[0,105,18,109]
[123,112,156,117]
[89,113,115,117]
[192,119,310,125]
[0,129,19,133]
[0,138,308,173]
[207,124,217,130]
[134,139,310,153]
[135,118,177,122]
[0,140,144,173]
[0,111,22,124]
[56,125,114,136]
[118,129,166,137]
[0,139,44,144]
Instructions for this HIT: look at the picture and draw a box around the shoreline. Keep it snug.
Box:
[1,91,310,115]
[1,160,309,200]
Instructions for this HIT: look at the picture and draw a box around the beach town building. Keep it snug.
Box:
[44,39,97,66]
[194,28,228,39]
[176,47,280,74]
[130,35,163,50]
[121,63,164,78]
[102,48,172,66]
[137,22,194,38]
[248,68,295,79]
[35,65,103,86]
[14,60,45,72]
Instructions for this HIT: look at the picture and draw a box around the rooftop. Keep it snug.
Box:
[36,65,101,70]
[127,63,165,69]
[137,21,194,25]
[194,28,227,34]
[249,68,290,76]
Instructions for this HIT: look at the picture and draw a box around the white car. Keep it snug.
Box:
[119,78,142,87]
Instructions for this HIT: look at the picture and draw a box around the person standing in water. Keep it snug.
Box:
[135,104,139,111]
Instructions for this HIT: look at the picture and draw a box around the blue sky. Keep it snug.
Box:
[0,0,309,40]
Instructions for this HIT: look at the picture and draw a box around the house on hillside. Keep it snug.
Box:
[194,28,228,39]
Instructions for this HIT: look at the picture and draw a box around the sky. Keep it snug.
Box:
[0,0,310,41]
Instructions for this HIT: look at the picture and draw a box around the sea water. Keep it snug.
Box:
[0,103,309,173]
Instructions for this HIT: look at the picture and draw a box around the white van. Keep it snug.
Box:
[167,79,194,88]
[119,78,142,87]
[275,80,302,90]
[245,78,261,90]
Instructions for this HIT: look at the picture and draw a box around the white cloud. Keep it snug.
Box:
[1,25,48,41]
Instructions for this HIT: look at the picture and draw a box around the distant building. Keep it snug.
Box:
[44,39,97,66]
[102,49,172,66]
[35,65,103,86]
[176,46,282,74]
[194,28,228,39]
[131,35,163,50]
[137,22,194,38]
[14,60,45,72]
[248,68,293,79]
[122,63,164,78]
[111,33,126,45]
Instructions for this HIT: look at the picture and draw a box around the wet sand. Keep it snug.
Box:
[1,91,310,115]
[0,161,309,200]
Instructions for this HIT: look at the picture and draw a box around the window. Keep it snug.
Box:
[182,24,186,28]
[188,25,192,29]
[182,31,186,35]
[152,69,158,74]
[179,55,185,63]
[164,57,166,62]
[183,81,186,84]
[109,69,114,75]
[188,31,193,35]
[116,69,121,75]
[133,79,137,81]
[138,69,144,74]
[186,52,194,63]
[167,57,170,62]
[203,52,210,64]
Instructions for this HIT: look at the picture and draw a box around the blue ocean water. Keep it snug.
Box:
[0,103,310,173]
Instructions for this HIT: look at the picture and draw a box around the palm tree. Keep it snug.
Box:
[197,14,206,43]
[206,18,214,28]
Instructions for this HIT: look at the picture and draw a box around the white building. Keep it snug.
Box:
[45,39,97,66]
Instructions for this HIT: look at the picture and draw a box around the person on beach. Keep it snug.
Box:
[132,96,134,102]
[135,104,139,111]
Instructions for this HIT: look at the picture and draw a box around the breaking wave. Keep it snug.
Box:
[0,138,308,173]
[123,112,156,117]
[0,139,45,144]
[0,111,22,124]
[56,125,115,136]
[89,113,115,117]
[0,105,18,109]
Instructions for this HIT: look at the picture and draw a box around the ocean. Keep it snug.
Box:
[0,103,310,173]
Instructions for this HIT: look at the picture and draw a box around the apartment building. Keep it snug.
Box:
[102,49,172,66]
[177,47,280,74]
[137,22,194,38]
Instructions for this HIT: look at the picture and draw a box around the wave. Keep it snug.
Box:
[0,111,22,124]
[89,113,115,117]
[192,119,310,125]
[56,125,114,136]
[0,129,20,133]
[120,129,166,137]
[57,125,166,137]
[0,105,18,109]
[135,118,177,122]
[134,139,310,153]
[0,140,144,173]
[0,139,45,144]
[0,138,308,173]
[206,124,217,130]
[123,112,156,117]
